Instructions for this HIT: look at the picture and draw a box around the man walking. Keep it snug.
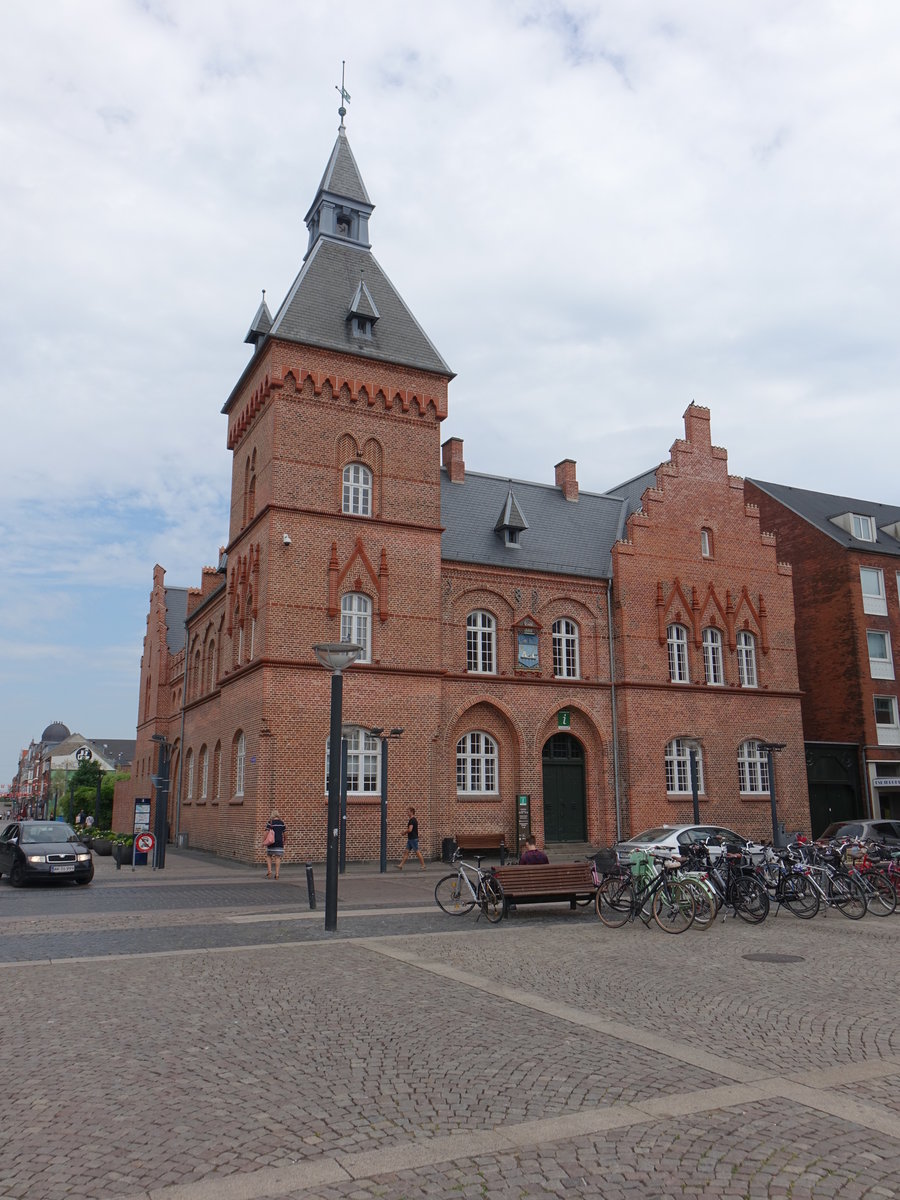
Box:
[396,806,426,871]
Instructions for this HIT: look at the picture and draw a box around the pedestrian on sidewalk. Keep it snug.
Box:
[264,810,286,879]
[396,806,426,871]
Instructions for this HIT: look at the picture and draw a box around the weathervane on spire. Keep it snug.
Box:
[335,61,350,128]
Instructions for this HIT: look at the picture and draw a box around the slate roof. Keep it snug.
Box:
[441,470,626,579]
[749,479,900,557]
[604,466,661,522]
[307,130,371,212]
[164,586,190,656]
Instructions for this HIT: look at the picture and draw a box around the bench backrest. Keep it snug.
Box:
[493,862,594,890]
[456,832,505,849]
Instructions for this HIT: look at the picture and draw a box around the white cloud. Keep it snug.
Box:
[2,0,899,778]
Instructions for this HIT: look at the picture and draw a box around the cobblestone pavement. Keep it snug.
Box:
[1,850,898,1199]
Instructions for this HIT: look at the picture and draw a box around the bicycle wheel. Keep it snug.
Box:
[434,873,475,914]
[595,875,633,928]
[859,869,896,917]
[828,872,867,920]
[652,879,695,934]
[779,874,820,919]
[731,876,770,924]
[681,879,715,930]
[477,875,505,923]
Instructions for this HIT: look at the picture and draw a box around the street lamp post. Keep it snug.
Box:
[370,728,404,873]
[688,747,701,825]
[150,734,170,869]
[313,643,362,932]
[759,742,787,847]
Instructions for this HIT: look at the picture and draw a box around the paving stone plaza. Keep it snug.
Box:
[1,851,898,1199]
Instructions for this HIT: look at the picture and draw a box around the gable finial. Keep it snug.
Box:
[335,60,350,129]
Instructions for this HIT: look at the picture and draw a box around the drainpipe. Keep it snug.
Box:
[607,581,622,843]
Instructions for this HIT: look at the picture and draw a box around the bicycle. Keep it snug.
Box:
[595,850,696,933]
[686,840,770,924]
[790,840,867,920]
[831,839,896,917]
[434,850,505,923]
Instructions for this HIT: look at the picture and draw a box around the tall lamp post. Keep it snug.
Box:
[313,642,362,932]
[370,728,404,873]
[688,746,701,825]
[150,734,170,869]
[758,742,787,847]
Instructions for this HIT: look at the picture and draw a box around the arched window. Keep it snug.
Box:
[213,741,221,802]
[185,749,194,801]
[325,726,381,794]
[738,740,769,794]
[702,627,724,685]
[341,593,371,663]
[667,624,690,683]
[233,604,243,668]
[737,631,758,688]
[466,611,496,674]
[701,527,713,558]
[342,463,372,516]
[665,738,703,794]
[200,745,208,800]
[235,732,246,798]
[246,593,254,662]
[206,640,216,691]
[193,648,202,697]
[456,731,498,794]
[552,619,580,678]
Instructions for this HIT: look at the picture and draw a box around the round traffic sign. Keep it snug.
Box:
[75,746,92,761]
[135,832,155,853]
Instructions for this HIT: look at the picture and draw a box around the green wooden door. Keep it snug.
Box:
[542,734,586,842]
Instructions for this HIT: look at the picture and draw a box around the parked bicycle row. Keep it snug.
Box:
[433,836,900,932]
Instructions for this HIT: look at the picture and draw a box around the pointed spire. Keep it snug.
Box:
[244,290,273,348]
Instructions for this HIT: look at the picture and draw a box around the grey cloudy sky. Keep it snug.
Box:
[2,1,898,784]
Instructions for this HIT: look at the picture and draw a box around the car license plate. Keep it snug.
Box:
[50,864,75,873]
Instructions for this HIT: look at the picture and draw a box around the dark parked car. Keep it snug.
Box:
[817,819,900,848]
[0,821,94,886]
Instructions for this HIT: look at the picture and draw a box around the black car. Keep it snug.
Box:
[0,820,94,886]
[818,819,900,848]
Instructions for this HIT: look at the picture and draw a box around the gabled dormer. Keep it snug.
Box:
[347,277,380,340]
[244,293,273,352]
[494,486,529,548]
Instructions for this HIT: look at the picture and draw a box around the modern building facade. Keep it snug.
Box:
[113,119,809,861]
[746,480,900,833]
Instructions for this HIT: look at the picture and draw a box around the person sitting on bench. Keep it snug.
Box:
[518,836,549,865]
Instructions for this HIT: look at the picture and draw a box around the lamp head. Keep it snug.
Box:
[313,642,362,673]
[390,727,405,737]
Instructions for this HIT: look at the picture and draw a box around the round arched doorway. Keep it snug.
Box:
[542,733,586,842]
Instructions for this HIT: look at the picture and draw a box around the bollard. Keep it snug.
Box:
[305,863,317,910]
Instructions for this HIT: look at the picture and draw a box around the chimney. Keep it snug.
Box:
[682,402,712,447]
[555,458,578,502]
[442,437,465,483]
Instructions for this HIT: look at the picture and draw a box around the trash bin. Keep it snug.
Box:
[442,837,457,864]
[176,832,189,849]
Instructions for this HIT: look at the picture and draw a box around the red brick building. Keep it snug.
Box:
[746,479,900,832]
[114,120,808,861]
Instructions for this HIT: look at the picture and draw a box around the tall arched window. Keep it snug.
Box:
[206,639,216,691]
[325,727,381,794]
[466,611,496,674]
[342,463,372,516]
[552,619,580,678]
[665,738,703,794]
[738,739,769,794]
[341,593,371,662]
[246,593,254,661]
[702,628,724,685]
[737,631,758,688]
[667,624,690,683]
[235,732,246,797]
[185,749,194,801]
[200,745,208,800]
[456,731,498,794]
[213,741,222,802]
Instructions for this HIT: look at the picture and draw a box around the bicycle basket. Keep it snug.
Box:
[591,848,619,875]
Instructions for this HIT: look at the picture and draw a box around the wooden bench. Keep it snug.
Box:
[492,862,596,914]
[455,832,507,863]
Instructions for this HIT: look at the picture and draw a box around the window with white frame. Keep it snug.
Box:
[552,619,580,678]
[325,727,381,794]
[851,513,875,541]
[667,624,690,683]
[200,745,208,799]
[737,630,758,688]
[738,739,770,794]
[700,527,713,558]
[702,627,724,685]
[235,732,246,797]
[342,464,372,516]
[867,630,894,679]
[860,567,887,616]
[341,593,371,663]
[874,696,900,745]
[466,611,496,673]
[665,739,703,794]
[213,741,221,801]
[456,731,498,793]
[186,749,194,800]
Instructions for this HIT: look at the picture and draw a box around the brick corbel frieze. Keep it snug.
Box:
[327,538,389,621]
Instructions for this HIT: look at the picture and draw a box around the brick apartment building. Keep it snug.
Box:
[746,480,900,832]
[113,118,808,862]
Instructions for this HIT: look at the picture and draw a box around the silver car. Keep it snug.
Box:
[615,823,748,861]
